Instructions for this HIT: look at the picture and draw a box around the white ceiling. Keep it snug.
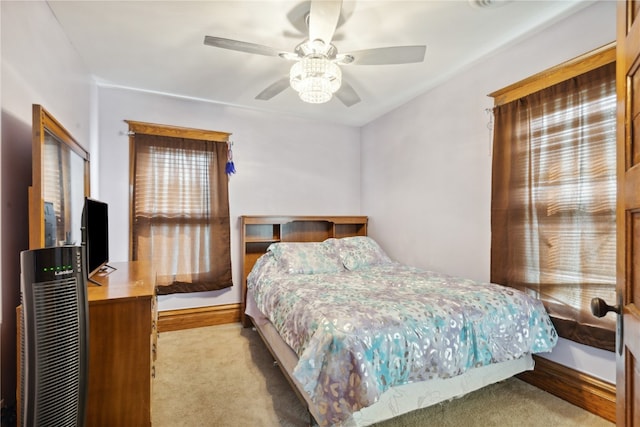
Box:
[47,0,592,127]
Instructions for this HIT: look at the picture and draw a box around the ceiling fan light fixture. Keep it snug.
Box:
[290,55,342,104]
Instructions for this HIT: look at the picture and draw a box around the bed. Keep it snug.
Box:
[240,216,558,427]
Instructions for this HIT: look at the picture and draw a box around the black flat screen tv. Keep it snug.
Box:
[82,197,109,277]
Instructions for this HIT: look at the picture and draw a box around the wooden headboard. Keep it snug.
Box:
[240,215,368,326]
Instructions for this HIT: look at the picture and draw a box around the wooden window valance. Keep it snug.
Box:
[489,42,615,107]
[125,120,231,143]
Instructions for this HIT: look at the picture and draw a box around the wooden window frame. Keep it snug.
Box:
[489,42,616,107]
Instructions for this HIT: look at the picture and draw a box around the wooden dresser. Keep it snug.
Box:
[86,261,157,426]
[18,261,157,426]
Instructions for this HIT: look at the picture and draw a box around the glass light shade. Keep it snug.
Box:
[290,55,342,104]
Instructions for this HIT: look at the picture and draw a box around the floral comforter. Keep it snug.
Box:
[248,245,557,427]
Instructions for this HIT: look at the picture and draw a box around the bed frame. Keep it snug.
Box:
[240,215,534,426]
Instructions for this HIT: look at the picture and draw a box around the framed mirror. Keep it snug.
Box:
[29,104,90,249]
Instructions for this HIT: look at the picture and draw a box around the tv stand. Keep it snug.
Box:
[88,276,102,286]
[88,264,118,285]
[102,263,117,272]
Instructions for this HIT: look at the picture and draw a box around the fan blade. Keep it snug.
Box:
[341,45,426,65]
[255,77,290,100]
[335,81,361,107]
[308,0,342,46]
[204,36,283,57]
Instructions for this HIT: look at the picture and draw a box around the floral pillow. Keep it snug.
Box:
[335,236,393,270]
[267,241,344,274]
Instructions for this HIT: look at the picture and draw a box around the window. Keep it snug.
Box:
[490,47,616,351]
[128,122,233,295]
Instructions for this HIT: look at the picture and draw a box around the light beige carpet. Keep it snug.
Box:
[151,323,614,427]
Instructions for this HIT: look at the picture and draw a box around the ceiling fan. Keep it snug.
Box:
[203,0,426,106]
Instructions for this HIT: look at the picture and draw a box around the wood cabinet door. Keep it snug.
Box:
[86,297,152,426]
[617,1,640,425]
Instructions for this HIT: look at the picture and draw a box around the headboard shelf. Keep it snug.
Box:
[240,215,368,326]
[244,223,281,242]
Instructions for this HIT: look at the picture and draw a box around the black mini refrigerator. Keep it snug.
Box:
[20,246,89,427]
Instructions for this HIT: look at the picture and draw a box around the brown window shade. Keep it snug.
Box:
[491,62,616,351]
[131,132,232,295]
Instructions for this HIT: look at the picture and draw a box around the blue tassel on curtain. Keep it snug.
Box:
[226,141,236,175]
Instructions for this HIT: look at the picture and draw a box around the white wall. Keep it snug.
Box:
[361,1,617,383]
[1,0,93,410]
[96,87,362,311]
